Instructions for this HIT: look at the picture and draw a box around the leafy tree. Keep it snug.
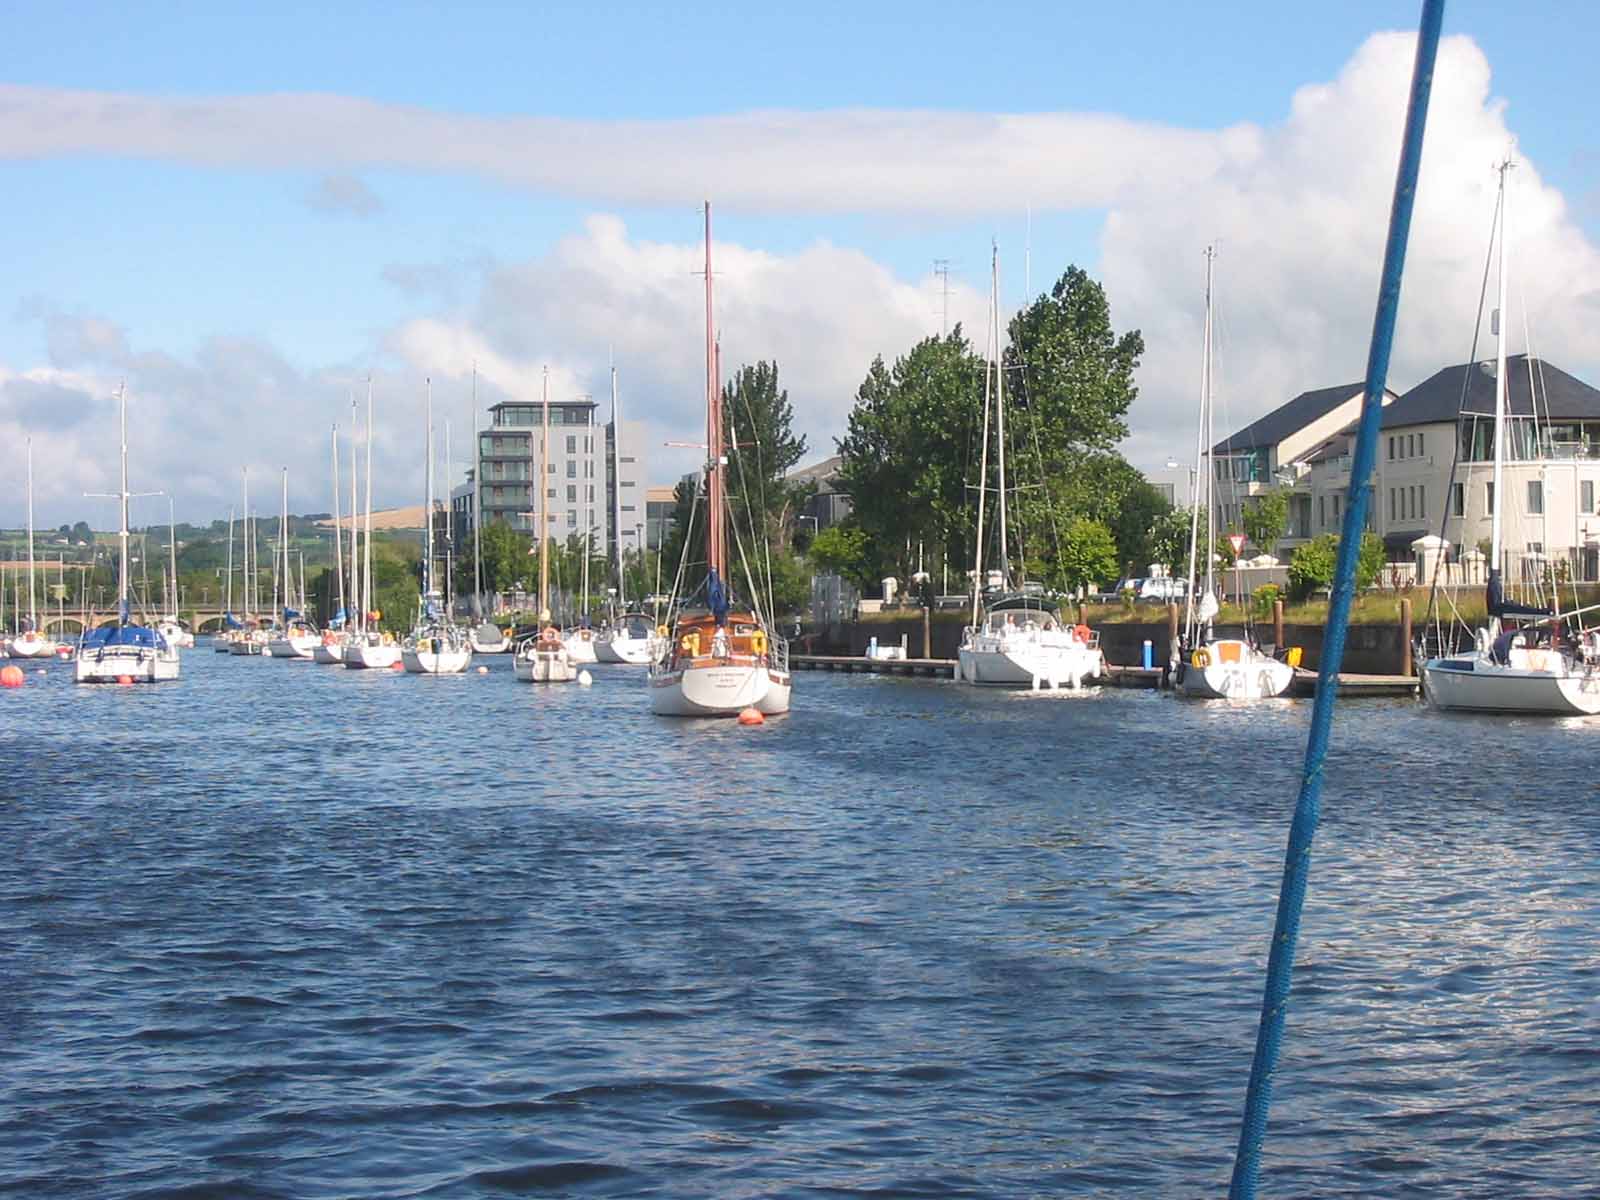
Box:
[1053,518,1119,595]
[1356,531,1386,591]
[1287,532,1385,601]
[724,361,808,538]
[455,520,532,597]
[1107,477,1171,576]
[1243,489,1290,557]
[72,520,93,543]
[837,329,985,584]
[807,524,875,592]
[1147,507,1197,579]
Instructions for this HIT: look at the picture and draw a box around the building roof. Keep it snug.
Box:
[788,454,844,491]
[645,485,678,504]
[488,397,597,411]
[1382,355,1600,428]
[1212,381,1367,454]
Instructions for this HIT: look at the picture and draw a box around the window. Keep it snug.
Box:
[621,504,636,513]
[566,510,577,527]
[1318,496,1326,527]
[621,480,635,488]
[1417,433,1425,457]
[1584,480,1596,513]
[1389,488,1396,521]
[548,461,555,474]
[1486,482,1495,514]
[566,435,576,454]
[586,485,595,502]
[1451,482,1464,517]
[566,485,577,502]
[1333,495,1341,521]
[1387,437,1395,461]
[621,456,636,465]
[1527,480,1544,514]
[566,460,576,478]
[1419,485,1425,520]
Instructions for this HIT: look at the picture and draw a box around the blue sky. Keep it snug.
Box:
[4,1,1599,522]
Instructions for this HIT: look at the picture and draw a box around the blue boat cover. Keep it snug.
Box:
[83,624,168,651]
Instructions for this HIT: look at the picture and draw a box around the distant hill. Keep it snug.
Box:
[317,505,428,531]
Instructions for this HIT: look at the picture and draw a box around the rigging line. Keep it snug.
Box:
[1423,177,1498,644]
[731,371,779,628]
[666,481,703,613]
[1227,4,1443,1198]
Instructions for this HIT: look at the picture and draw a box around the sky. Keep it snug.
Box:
[3,0,1599,526]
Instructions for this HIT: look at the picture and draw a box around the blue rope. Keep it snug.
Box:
[1227,4,1445,1196]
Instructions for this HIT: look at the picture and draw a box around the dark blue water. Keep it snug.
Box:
[2,649,1595,1198]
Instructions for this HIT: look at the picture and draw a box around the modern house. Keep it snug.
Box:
[1211,356,1600,579]
[789,455,851,531]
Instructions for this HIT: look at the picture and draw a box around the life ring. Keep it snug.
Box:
[381,632,394,645]
[657,624,670,638]
[1074,624,1092,644]
[542,626,560,642]
[680,632,700,657]
[1191,648,1210,668]
[751,630,767,655]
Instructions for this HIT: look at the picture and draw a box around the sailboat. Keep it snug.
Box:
[955,245,1104,690]
[75,384,181,683]
[595,366,655,665]
[344,380,403,670]
[8,439,59,659]
[465,368,510,654]
[153,497,195,650]
[404,380,472,674]
[228,469,272,655]
[1419,160,1600,714]
[315,424,349,663]
[1172,247,1294,700]
[267,470,320,658]
[514,368,577,683]
[562,404,601,663]
[648,202,792,716]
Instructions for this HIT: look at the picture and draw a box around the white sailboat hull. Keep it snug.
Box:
[1174,642,1294,700]
[596,633,653,665]
[345,641,402,670]
[312,640,345,664]
[469,632,509,654]
[562,630,599,663]
[268,633,320,659]
[402,645,472,674]
[649,662,791,716]
[76,644,181,683]
[1421,653,1600,715]
[7,633,56,659]
[514,646,577,682]
[956,640,1103,689]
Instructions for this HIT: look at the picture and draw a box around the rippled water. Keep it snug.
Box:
[2,647,1595,1198]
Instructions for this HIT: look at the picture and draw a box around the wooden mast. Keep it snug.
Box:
[704,201,725,583]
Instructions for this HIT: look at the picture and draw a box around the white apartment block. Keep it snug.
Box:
[1212,356,1600,580]
[457,396,648,557]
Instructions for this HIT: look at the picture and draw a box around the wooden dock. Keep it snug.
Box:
[790,655,1418,697]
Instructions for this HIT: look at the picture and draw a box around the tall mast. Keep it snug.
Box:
[611,365,625,607]
[332,425,345,627]
[25,438,36,629]
[582,405,592,617]
[472,366,483,619]
[704,201,725,581]
[1489,159,1511,581]
[970,249,996,628]
[445,416,454,615]
[364,377,374,632]
[994,245,1009,590]
[350,395,360,630]
[539,367,551,619]
[241,468,251,621]
[224,507,234,617]
[424,377,434,615]
[167,495,178,618]
[280,469,289,620]
[116,384,130,623]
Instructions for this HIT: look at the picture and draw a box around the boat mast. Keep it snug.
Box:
[540,367,551,621]
[1489,159,1511,590]
[611,365,625,608]
[1183,247,1215,648]
[424,377,434,620]
[167,495,178,619]
[224,507,234,618]
[472,366,483,620]
[280,469,290,622]
[116,384,130,624]
[332,425,345,628]
[704,201,725,584]
[364,377,374,633]
[582,405,592,619]
[970,248,996,628]
[445,416,454,618]
[26,437,36,631]
[994,244,1010,592]
[241,468,251,622]
[350,395,360,631]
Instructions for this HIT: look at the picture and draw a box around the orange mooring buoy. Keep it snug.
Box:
[737,707,764,726]
[116,675,134,686]
[0,665,24,688]
[390,660,404,671]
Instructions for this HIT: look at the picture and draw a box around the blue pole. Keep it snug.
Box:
[1227,4,1445,1197]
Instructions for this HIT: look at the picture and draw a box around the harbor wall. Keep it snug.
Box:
[816,614,1413,675]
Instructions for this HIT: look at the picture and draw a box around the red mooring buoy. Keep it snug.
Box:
[737,707,765,726]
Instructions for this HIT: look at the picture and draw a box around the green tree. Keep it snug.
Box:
[1147,507,1197,579]
[1242,489,1290,557]
[807,524,875,592]
[1287,532,1384,601]
[456,520,533,597]
[1053,518,1119,595]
